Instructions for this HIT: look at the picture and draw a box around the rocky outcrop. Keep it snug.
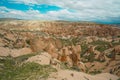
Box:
[0,47,32,57]
[57,45,82,67]
[29,37,62,52]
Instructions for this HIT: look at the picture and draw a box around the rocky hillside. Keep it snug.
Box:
[0,20,120,37]
[0,20,120,80]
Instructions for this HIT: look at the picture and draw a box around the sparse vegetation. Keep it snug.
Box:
[60,38,72,46]
[59,37,80,46]
[71,37,80,45]
[70,66,80,72]
[112,42,120,46]
[90,40,109,52]
[89,70,102,75]
[90,40,109,46]
[95,45,108,52]
[60,62,69,69]
[0,56,56,80]
[0,20,120,79]
[60,62,81,72]
[15,53,38,63]
[81,44,88,57]
[117,78,120,80]
[84,52,95,62]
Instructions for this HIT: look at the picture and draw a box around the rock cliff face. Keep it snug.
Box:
[0,20,120,77]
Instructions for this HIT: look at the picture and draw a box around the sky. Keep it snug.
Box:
[0,0,120,24]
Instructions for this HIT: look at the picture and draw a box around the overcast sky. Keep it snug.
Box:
[0,0,120,24]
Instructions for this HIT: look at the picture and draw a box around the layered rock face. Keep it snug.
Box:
[0,20,120,77]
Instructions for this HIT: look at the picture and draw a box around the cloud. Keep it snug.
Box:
[0,0,120,23]
[8,0,120,19]
[0,6,71,20]
[9,0,120,11]
[0,5,120,23]
[0,6,98,21]
[0,6,42,19]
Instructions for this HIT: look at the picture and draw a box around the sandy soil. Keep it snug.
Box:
[48,70,119,80]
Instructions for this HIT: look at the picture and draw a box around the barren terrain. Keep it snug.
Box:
[0,20,120,80]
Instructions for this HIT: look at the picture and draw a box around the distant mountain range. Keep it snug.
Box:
[0,18,119,27]
[0,18,22,21]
